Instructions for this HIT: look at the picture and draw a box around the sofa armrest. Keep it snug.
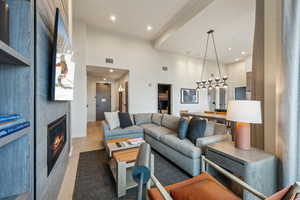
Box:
[101,120,111,137]
[196,134,231,148]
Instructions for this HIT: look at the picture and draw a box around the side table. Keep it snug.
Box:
[206,141,277,200]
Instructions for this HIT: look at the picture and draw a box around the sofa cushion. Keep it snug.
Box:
[141,124,176,140]
[178,118,189,139]
[118,112,133,128]
[161,114,180,132]
[187,118,206,144]
[110,125,144,136]
[104,112,120,130]
[134,113,152,125]
[204,121,215,136]
[152,113,163,126]
[160,134,201,158]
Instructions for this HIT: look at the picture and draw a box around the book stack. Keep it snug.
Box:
[0,114,30,138]
[128,138,145,145]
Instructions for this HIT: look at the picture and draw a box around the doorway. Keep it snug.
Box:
[96,83,111,121]
[158,84,172,114]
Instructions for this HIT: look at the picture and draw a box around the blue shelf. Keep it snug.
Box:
[0,128,29,148]
[0,192,29,200]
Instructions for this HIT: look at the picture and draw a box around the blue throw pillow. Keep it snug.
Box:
[187,118,207,144]
[178,118,189,139]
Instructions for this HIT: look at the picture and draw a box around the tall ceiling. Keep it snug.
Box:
[74,0,191,40]
[74,0,256,64]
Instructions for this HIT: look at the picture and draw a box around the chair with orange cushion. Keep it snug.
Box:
[133,143,296,200]
[148,172,240,200]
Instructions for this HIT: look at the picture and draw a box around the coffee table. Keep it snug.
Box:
[105,137,144,157]
[106,138,154,198]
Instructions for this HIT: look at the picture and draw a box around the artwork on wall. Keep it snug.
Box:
[0,0,9,45]
[51,8,75,101]
[181,88,198,104]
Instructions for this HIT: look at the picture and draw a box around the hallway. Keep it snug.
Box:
[58,121,104,200]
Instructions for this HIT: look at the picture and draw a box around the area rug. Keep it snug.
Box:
[73,149,190,200]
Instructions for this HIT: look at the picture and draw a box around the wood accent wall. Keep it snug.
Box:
[251,0,265,149]
[37,0,69,34]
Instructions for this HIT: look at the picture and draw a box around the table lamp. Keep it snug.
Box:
[226,100,262,150]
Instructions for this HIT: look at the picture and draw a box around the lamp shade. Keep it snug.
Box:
[226,100,262,124]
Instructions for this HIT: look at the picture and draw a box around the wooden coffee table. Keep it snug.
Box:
[105,138,144,157]
[106,138,154,198]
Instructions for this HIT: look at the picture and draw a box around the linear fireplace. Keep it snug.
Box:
[47,115,67,176]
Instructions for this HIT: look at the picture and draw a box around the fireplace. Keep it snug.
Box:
[47,115,67,176]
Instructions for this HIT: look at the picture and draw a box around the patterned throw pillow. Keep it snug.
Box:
[104,112,120,130]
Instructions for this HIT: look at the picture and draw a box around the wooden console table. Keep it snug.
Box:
[206,141,277,200]
[181,112,227,121]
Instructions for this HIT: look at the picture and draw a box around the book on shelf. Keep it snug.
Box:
[0,121,30,138]
[0,118,26,130]
[0,114,21,123]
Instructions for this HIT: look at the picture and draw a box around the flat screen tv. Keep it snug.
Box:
[51,8,75,101]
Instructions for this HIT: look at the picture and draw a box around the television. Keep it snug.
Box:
[51,8,75,101]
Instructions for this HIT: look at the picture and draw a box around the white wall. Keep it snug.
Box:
[71,21,87,138]
[72,20,223,137]
[224,56,252,101]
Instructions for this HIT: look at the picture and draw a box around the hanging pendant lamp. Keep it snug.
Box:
[196,30,228,91]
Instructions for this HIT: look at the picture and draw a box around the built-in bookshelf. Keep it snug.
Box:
[0,128,29,148]
[0,0,34,199]
[0,41,30,66]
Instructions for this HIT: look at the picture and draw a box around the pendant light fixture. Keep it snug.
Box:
[196,30,228,91]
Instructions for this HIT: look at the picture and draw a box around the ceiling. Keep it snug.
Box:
[158,0,256,63]
[87,66,128,82]
[74,0,256,64]
[74,0,191,40]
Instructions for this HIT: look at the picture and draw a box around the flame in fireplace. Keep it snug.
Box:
[52,134,64,153]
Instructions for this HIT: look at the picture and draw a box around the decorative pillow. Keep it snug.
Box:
[161,114,180,131]
[104,112,120,130]
[187,117,206,144]
[134,113,152,125]
[152,113,163,126]
[170,179,240,200]
[178,118,189,139]
[118,112,133,128]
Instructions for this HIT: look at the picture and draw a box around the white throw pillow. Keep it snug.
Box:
[104,112,120,130]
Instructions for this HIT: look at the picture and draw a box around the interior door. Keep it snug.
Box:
[96,83,111,121]
[125,81,129,112]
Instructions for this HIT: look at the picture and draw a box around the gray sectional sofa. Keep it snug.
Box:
[101,113,231,176]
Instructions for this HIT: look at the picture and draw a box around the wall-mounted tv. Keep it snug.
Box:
[51,8,75,101]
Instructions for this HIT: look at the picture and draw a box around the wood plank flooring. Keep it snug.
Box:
[57,121,104,200]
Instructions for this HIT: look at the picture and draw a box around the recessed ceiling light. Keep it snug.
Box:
[110,15,116,22]
[228,48,232,51]
[103,78,107,81]
[147,25,152,31]
[241,51,246,55]
[109,69,114,73]
[235,58,240,62]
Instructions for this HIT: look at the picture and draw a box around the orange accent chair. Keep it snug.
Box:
[148,172,240,200]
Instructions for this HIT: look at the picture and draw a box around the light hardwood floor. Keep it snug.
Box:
[57,121,104,200]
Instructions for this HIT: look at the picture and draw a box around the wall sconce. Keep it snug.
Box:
[118,86,124,92]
